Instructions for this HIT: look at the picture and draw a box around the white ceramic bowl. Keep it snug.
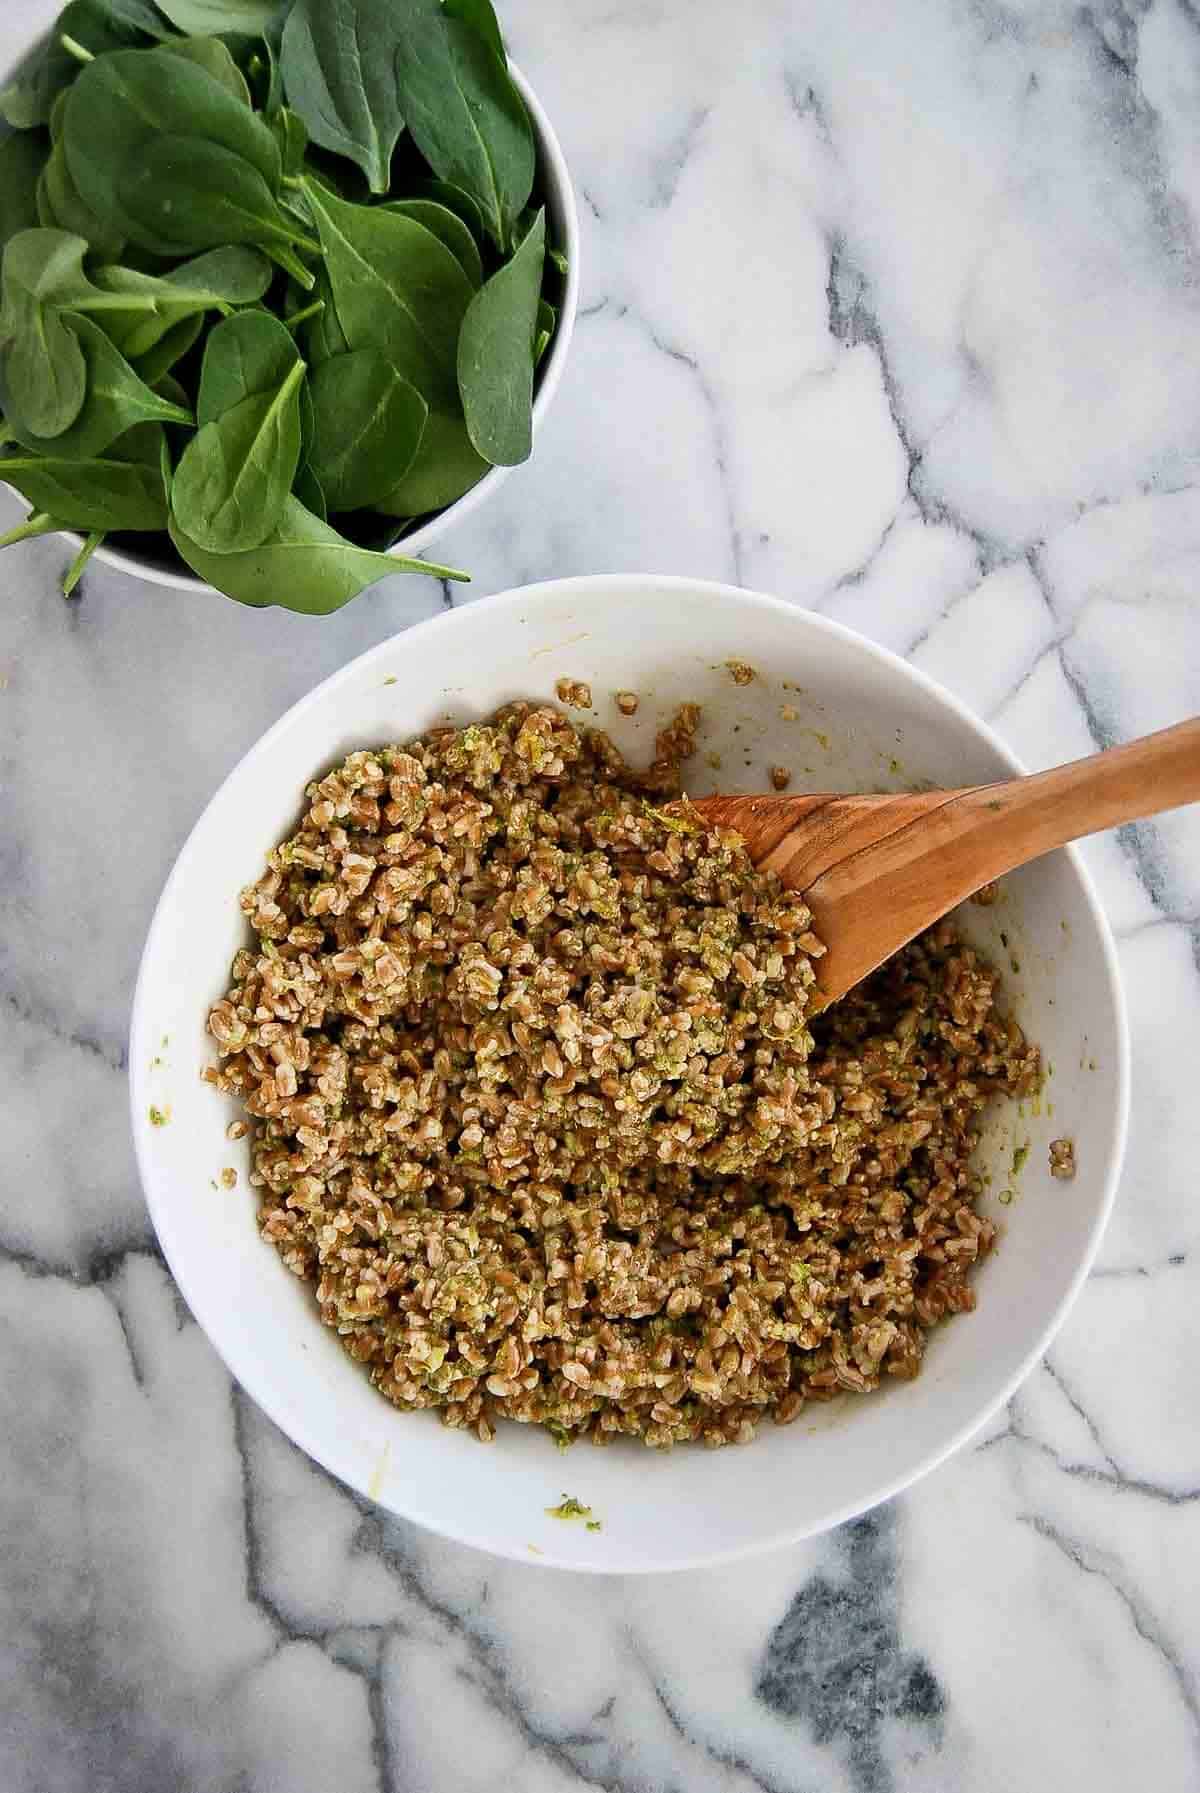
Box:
[130,577,1129,1572]
[0,47,579,594]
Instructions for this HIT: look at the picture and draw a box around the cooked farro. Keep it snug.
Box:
[1049,1137,1076,1180]
[205,704,1039,1450]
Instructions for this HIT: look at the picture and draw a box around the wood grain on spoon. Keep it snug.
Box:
[689,717,1200,1011]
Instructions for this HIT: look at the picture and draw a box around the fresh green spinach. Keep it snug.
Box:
[169,492,466,611]
[393,0,534,249]
[0,0,165,131]
[307,348,427,510]
[378,198,482,287]
[303,179,473,406]
[118,137,319,282]
[0,229,90,436]
[172,355,305,549]
[0,437,168,531]
[280,0,406,195]
[63,46,283,239]
[162,35,254,104]
[0,0,558,612]
[457,206,543,464]
[1,134,51,256]
[375,406,488,517]
[4,312,192,457]
[195,306,299,421]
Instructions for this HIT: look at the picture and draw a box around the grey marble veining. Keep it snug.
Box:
[3,1,1200,1789]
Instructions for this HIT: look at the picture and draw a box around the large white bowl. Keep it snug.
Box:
[0,35,579,595]
[130,577,1129,1572]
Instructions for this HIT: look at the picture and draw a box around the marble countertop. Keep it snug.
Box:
[4,1,1200,1788]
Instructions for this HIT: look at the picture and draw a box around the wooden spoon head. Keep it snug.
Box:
[689,789,972,1009]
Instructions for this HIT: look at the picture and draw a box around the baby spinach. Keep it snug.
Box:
[457,207,543,465]
[0,0,164,131]
[63,46,283,240]
[5,313,192,458]
[303,179,473,406]
[280,0,406,195]
[169,492,466,612]
[0,0,559,612]
[378,199,482,287]
[92,246,273,353]
[162,36,254,104]
[0,229,91,437]
[375,407,488,517]
[172,355,305,549]
[406,178,487,242]
[0,438,168,532]
[393,0,534,249]
[307,348,427,510]
[195,306,299,421]
[0,134,51,255]
[38,137,127,262]
[133,309,204,383]
[118,137,319,282]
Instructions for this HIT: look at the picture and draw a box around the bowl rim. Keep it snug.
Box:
[7,58,580,596]
[129,576,1131,1571]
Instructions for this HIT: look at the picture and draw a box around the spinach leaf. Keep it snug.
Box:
[307,348,427,510]
[0,439,168,532]
[374,407,487,517]
[443,0,505,65]
[378,199,482,287]
[406,177,486,242]
[62,529,104,597]
[63,46,282,240]
[457,206,543,465]
[393,0,534,249]
[161,36,254,104]
[90,246,272,356]
[303,179,473,406]
[195,306,299,422]
[4,313,191,458]
[132,309,204,383]
[118,136,319,283]
[0,134,49,255]
[280,0,406,195]
[154,0,281,29]
[37,137,127,262]
[169,492,466,612]
[0,230,89,436]
[172,355,305,550]
[0,1,165,131]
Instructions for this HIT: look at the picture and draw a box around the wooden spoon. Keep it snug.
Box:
[689,717,1200,1011]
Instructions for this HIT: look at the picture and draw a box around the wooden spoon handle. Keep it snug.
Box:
[694,717,1200,1009]
[922,715,1200,877]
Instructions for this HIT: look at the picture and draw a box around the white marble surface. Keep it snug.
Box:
[3,0,1200,1788]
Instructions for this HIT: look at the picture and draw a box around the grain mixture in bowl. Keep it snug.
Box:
[205,704,1039,1449]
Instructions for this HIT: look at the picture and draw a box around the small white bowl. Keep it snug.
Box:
[131,577,1129,1572]
[2,58,579,596]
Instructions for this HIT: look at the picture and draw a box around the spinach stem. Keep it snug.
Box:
[0,512,59,549]
[59,33,95,64]
[62,531,104,598]
[286,298,325,332]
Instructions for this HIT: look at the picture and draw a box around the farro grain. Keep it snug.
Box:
[206,704,1039,1449]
